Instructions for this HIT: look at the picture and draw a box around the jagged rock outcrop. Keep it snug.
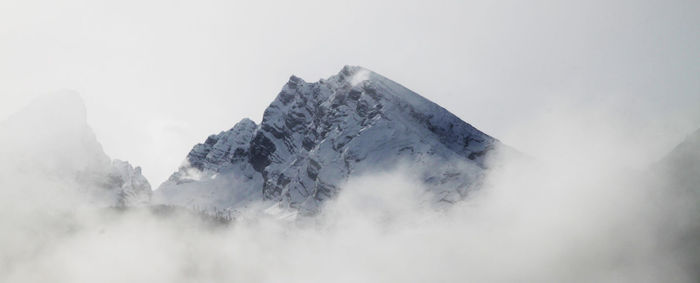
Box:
[108,160,152,206]
[156,66,500,215]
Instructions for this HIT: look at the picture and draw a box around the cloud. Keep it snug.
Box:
[1,64,699,283]
[350,69,371,87]
[1,131,698,283]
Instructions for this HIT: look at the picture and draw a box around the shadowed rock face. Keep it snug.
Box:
[157,66,500,215]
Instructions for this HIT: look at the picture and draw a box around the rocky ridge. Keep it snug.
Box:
[156,66,500,215]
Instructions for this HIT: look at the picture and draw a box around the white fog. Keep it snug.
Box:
[1,0,699,282]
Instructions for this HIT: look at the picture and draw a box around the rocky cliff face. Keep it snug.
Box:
[0,92,151,207]
[156,66,499,215]
[107,160,152,206]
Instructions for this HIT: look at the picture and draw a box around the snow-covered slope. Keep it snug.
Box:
[0,92,152,207]
[156,66,500,214]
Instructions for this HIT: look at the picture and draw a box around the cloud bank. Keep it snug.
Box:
[0,97,698,283]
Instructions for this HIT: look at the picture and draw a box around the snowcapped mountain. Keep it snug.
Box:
[155,66,501,215]
[0,92,152,207]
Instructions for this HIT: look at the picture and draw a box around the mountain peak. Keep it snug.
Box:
[0,91,152,207]
[289,65,371,88]
[287,74,306,85]
[157,66,499,215]
[338,64,367,76]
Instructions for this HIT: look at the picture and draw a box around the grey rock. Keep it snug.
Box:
[156,66,501,215]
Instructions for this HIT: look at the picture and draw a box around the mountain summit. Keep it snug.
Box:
[0,92,152,207]
[155,66,500,215]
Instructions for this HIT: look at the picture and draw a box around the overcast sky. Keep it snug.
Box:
[1,0,698,185]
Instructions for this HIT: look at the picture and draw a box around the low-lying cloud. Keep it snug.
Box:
[0,102,698,283]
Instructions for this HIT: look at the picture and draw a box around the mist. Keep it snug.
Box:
[1,96,698,283]
[2,0,698,184]
[1,0,699,281]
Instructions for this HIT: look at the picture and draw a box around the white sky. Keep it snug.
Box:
[1,0,699,185]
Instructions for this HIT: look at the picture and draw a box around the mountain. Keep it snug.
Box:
[657,128,700,193]
[653,128,700,279]
[0,92,151,207]
[155,66,501,215]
